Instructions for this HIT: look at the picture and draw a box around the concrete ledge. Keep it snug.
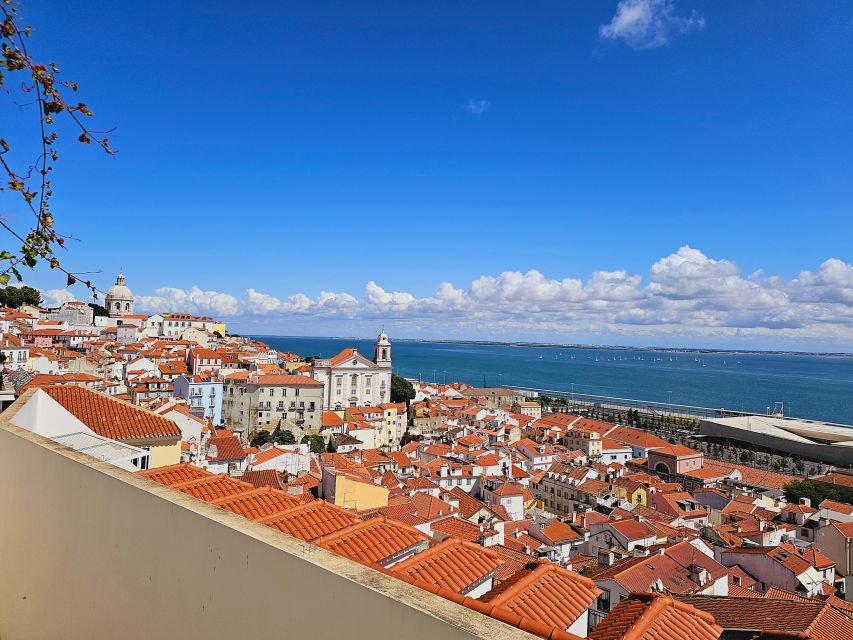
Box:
[0,398,535,640]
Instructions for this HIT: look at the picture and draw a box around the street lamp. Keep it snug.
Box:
[442,370,447,385]
[498,372,503,387]
[432,369,437,384]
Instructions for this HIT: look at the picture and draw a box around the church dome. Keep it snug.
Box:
[106,273,133,300]
[376,330,390,344]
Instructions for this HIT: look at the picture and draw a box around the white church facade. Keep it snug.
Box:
[310,331,392,410]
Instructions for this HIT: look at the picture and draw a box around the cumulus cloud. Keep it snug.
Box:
[599,0,704,49]
[41,248,853,346]
[465,99,490,116]
[41,288,77,307]
[136,286,239,317]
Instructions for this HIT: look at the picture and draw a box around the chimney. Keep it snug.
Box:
[689,565,710,588]
[597,549,615,566]
[799,497,811,508]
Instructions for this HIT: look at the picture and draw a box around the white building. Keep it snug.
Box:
[310,331,392,410]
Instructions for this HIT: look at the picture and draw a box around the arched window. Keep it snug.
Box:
[382,348,387,360]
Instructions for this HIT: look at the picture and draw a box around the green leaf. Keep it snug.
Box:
[0,274,10,286]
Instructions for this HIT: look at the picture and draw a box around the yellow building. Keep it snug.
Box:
[211,322,227,337]
[613,477,648,506]
[325,470,389,511]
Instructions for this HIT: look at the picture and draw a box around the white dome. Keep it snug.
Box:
[376,330,390,344]
[106,273,133,300]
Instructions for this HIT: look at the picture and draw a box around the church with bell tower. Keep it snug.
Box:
[310,330,393,410]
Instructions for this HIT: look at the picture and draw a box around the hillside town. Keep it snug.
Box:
[1,275,852,640]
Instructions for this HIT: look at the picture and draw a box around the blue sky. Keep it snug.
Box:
[7,1,853,349]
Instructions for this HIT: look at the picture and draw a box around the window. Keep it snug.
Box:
[269,388,274,396]
[597,589,611,612]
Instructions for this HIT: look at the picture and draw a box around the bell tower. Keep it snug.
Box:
[374,330,391,367]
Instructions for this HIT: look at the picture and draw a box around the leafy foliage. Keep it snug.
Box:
[1,1,112,290]
[270,425,296,445]
[301,434,325,454]
[783,479,853,506]
[89,301,109,317]
[390,373,415,404]
[0,283,40,307]
[250,429,272,448]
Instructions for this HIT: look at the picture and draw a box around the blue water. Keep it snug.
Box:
[253,336,853,426]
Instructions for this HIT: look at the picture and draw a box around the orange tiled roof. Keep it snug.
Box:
[207,433,246,461]
[260,500,359,542]
[476,562,600,635]
[239,470,286,490]
[675,595,853,640]
[431,516,496,544]
[211,487,304,520]
[138,462,209,486]
[170,474,255,502]
[588,592,722,640]
[392,538,503,595]
[43,384,181,441]
[314,515,429,567]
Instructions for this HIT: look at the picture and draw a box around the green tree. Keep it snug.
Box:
[250,430,271,448]
[0,285,41,308]
[783,479,853,505]
[400,428,413,446]
[301,434,325,454]
[390,373,416,404]
[89,302,109,317]
[270,425,296,445]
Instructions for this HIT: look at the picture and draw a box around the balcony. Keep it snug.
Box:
[0,406,532,640]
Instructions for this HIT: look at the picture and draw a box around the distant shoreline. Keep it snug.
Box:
[248,335,853,359]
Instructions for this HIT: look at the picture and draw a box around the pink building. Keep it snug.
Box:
[647,445,703,476]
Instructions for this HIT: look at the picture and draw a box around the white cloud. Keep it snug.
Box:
[136,286,239,317]
[40,288,77,307]
[465,99,490,116]
[599,0,704,49]
[42,248,853,347]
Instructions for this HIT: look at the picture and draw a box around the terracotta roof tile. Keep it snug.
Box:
[211,487,303,520]
[449,486,490,519]
[675,595,853,640]
[138,462,209,486]
[314,515,429,567]
[43,384,181,441]
[589,592,722,640]
[260,500,359,542]
[170,474,255,502]
[393,538,503,595]
[479,562,600,634]
[238,469,286,490]
[431,517,496,544]
[207,434,246,461]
